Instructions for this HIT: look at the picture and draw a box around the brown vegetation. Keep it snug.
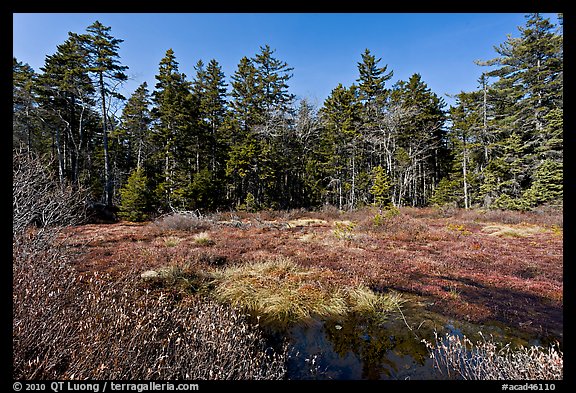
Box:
[13,230,287,380]
[60,206,563,341]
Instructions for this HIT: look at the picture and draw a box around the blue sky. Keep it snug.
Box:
[13,13,561,108]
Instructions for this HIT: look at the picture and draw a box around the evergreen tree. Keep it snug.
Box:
[319,83,362,209]
[81,21,129,206]
[13,58,40,152]
[119,167,150,222]
[389,74,448,206]
[356,48,393,109]
[370,165,392,209]
[116,82,152,174]
[230,56,260,133]
[151,49,198,211]
[522,159,563,206]
[36,33,97,186]
[227,45,296,208]
[253,44,295,117]
[195,59,228,173]
[475,13,562,208]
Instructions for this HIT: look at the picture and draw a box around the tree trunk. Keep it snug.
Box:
[99,73,112,206]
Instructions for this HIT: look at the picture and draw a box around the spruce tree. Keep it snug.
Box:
[119,167,150,222]
[389,74,448,206]
[319,83,362,209]
[476,13,562,208]
[36,33,96,186]
[13,58,39,152]
[151,49,198,211]
[370,165,392,210]
[195,59,228,173]
[116,82,152,173]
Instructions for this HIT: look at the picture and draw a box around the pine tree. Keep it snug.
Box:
[81,21,129,206]
[36,33,97,186]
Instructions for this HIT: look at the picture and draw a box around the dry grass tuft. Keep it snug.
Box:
[348,285,405,315]
[481,224,550,238]
[162,235,183,247]
[212,257,348,326]
[193,231,215,246]
[212,257,402,328]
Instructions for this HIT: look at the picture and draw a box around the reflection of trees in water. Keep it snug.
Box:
[323,314,431,379]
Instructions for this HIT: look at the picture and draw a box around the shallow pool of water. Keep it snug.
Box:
[271,298,562,380]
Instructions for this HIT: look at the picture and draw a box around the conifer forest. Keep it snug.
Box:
[13,14,562,215]
[13,13,563,381]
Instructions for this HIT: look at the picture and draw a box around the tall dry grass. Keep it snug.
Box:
[211,257,404,328]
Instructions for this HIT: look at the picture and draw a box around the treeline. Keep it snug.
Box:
[13,14,562,219]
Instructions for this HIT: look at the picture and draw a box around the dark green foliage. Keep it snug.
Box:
[430,178,461,207]
[370,165,392,209]
[116,82,152,172]
[15,15,562,216]
[522,160,563,206]
[473,13,563,209]
[119,168,150,221]
[82,21,129,206]
[188,168,221,210]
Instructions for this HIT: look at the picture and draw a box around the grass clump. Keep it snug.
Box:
[140,263,212,294]
[162,235,183,247]
[212,257,401,328]
[348,285,405,318]
[481,224,548,238]
[212,258,347,327]
[193,231,215,246]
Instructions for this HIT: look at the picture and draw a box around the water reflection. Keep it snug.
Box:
[282,298,561,380]
[286,314,439,380]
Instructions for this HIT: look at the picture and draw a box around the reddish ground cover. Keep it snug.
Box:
[60,207,563,341]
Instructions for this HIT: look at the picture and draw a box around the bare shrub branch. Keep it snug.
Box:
[423,332,563,380]
[13,235,287,380]
[13,150,87,237]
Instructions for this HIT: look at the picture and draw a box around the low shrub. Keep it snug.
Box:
[13,234,287,380]
[151,211,214,232]
[332,221,357,241]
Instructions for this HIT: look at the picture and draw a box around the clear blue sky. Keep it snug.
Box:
[13,13,561,108]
